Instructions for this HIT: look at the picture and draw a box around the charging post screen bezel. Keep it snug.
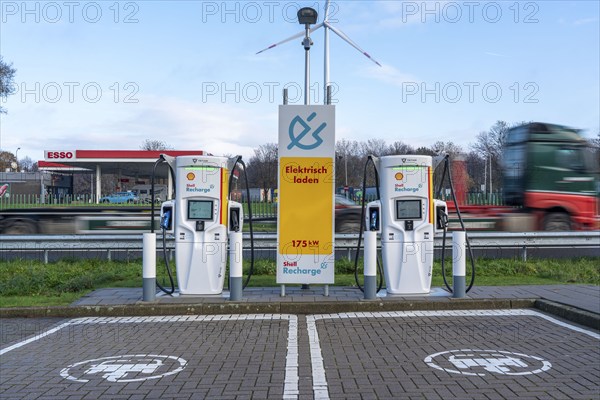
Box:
[188,200,214,221]
[395,199,422,220]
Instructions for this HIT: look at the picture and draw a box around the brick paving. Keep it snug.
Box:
[310,311,599,400]
[0,311,598,400]
[0,316,293,400]
[2,285,599,399]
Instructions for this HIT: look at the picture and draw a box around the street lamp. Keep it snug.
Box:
[297,7,318,105]
[15,147,20,172]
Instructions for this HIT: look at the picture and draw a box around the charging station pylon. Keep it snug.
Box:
[160,155,243,296]
[364,155,447,295]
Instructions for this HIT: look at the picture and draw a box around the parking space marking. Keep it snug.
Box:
[0,321,72,356]
[0,314,299,400]
[306,309,599,400]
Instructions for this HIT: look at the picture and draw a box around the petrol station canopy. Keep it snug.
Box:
[38,150,206,179]
[38,150,206,202]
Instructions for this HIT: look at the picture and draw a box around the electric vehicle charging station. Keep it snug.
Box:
[364,155,448,295]
[159,155,244,296]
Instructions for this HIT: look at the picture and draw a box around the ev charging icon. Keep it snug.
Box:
[287,112,327,150]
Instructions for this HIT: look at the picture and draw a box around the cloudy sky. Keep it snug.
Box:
[1,0,598,162]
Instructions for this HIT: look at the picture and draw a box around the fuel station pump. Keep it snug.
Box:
[153,155,253,296]
[355,154,474,296]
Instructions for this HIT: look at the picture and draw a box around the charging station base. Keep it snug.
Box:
[377,287,452,298]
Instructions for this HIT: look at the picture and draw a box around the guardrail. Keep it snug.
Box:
[1,232,598,263]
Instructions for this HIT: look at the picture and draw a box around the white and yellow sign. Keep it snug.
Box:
[277,105,335,284]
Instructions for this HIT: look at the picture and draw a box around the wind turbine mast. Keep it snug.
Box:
[323,0,331,105]
[256,1,382,104]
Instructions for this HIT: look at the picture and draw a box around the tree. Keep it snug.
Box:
[360,138,388,157]
[470,120,521,193]
[0,150,17,171]
[19,156,36,172]
[140,139,173,150]
[430,141,463,157]
[471,120,512,160]
[387,141,415,156]
[246,143,278,200]
[336,139,363,187]
[0,57,17,114]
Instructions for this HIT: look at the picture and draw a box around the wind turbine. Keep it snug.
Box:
[257,0,382,104]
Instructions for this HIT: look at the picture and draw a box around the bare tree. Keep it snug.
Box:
[0,56,16,114]
[471,120,512,160]
[387,141,415,155]
[336,139,364,187]
[470,120,518,192]
[430,141,463,157]
[360,138,388,157]
[246,143,278,200]
[140,139,173,151]
[19,156,36,172]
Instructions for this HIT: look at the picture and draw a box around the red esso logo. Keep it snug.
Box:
[48,151,73,159]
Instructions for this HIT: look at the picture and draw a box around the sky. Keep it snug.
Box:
[1,0,599,163]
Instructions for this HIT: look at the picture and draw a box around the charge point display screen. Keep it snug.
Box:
[396,200,422,220]
[188,200,213,220]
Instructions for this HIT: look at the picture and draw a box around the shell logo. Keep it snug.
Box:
[395,172,404,180]
[187,173,195,180]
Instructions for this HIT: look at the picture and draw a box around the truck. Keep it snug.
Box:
[501,122,598,231]
[0,206,160,234]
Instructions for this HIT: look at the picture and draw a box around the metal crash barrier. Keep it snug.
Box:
[0,232,598,263]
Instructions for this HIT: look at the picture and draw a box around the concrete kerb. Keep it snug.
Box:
[1,299,598,331]
[534,299,600,331]
[0,298,536,318]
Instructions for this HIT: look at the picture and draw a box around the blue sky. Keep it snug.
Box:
[1,0,598,162]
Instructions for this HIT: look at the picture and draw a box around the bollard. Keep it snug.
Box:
[364,230,377,299]
[452,231,466,298]
[229,231,243,301]
[142,233,156,302]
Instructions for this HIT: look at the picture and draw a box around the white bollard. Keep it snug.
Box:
[229,232,243,301]
[142,233,156,302]
[364,231,377,299]
[452,231,466,298]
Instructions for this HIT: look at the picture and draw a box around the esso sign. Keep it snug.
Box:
[46,151,74,159]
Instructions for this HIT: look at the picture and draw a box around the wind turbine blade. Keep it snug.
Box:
[256,23,324,54]
[324,21,382,67]
[324,0,332,21]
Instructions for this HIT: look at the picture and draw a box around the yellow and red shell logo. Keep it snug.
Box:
[395,172,404,180]
[186,172,195,180]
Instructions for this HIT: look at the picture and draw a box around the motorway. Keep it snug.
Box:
[1,310,598,399]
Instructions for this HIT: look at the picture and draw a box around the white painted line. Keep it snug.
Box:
[310,309,599,339]
[283,315,299,400]
[306,315,330,400]
[0,322,72,356]
[526,310,600,339]
[0,314,299,400]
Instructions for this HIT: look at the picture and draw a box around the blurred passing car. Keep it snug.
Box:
[335,195,362,233]
[99,192,140,204]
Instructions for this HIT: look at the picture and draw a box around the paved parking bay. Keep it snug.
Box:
[0,315,298,400]
[1,310,598,399]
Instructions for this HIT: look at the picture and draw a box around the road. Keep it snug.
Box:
[1,310,598,399]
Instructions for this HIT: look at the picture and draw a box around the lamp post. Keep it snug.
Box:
[15,147,20,172]
[297,7,318,105]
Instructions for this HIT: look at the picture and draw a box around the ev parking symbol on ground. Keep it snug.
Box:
[424,349,552,376]
[60,354,187,383]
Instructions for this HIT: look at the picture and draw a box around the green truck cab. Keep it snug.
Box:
[503,122,599,230]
